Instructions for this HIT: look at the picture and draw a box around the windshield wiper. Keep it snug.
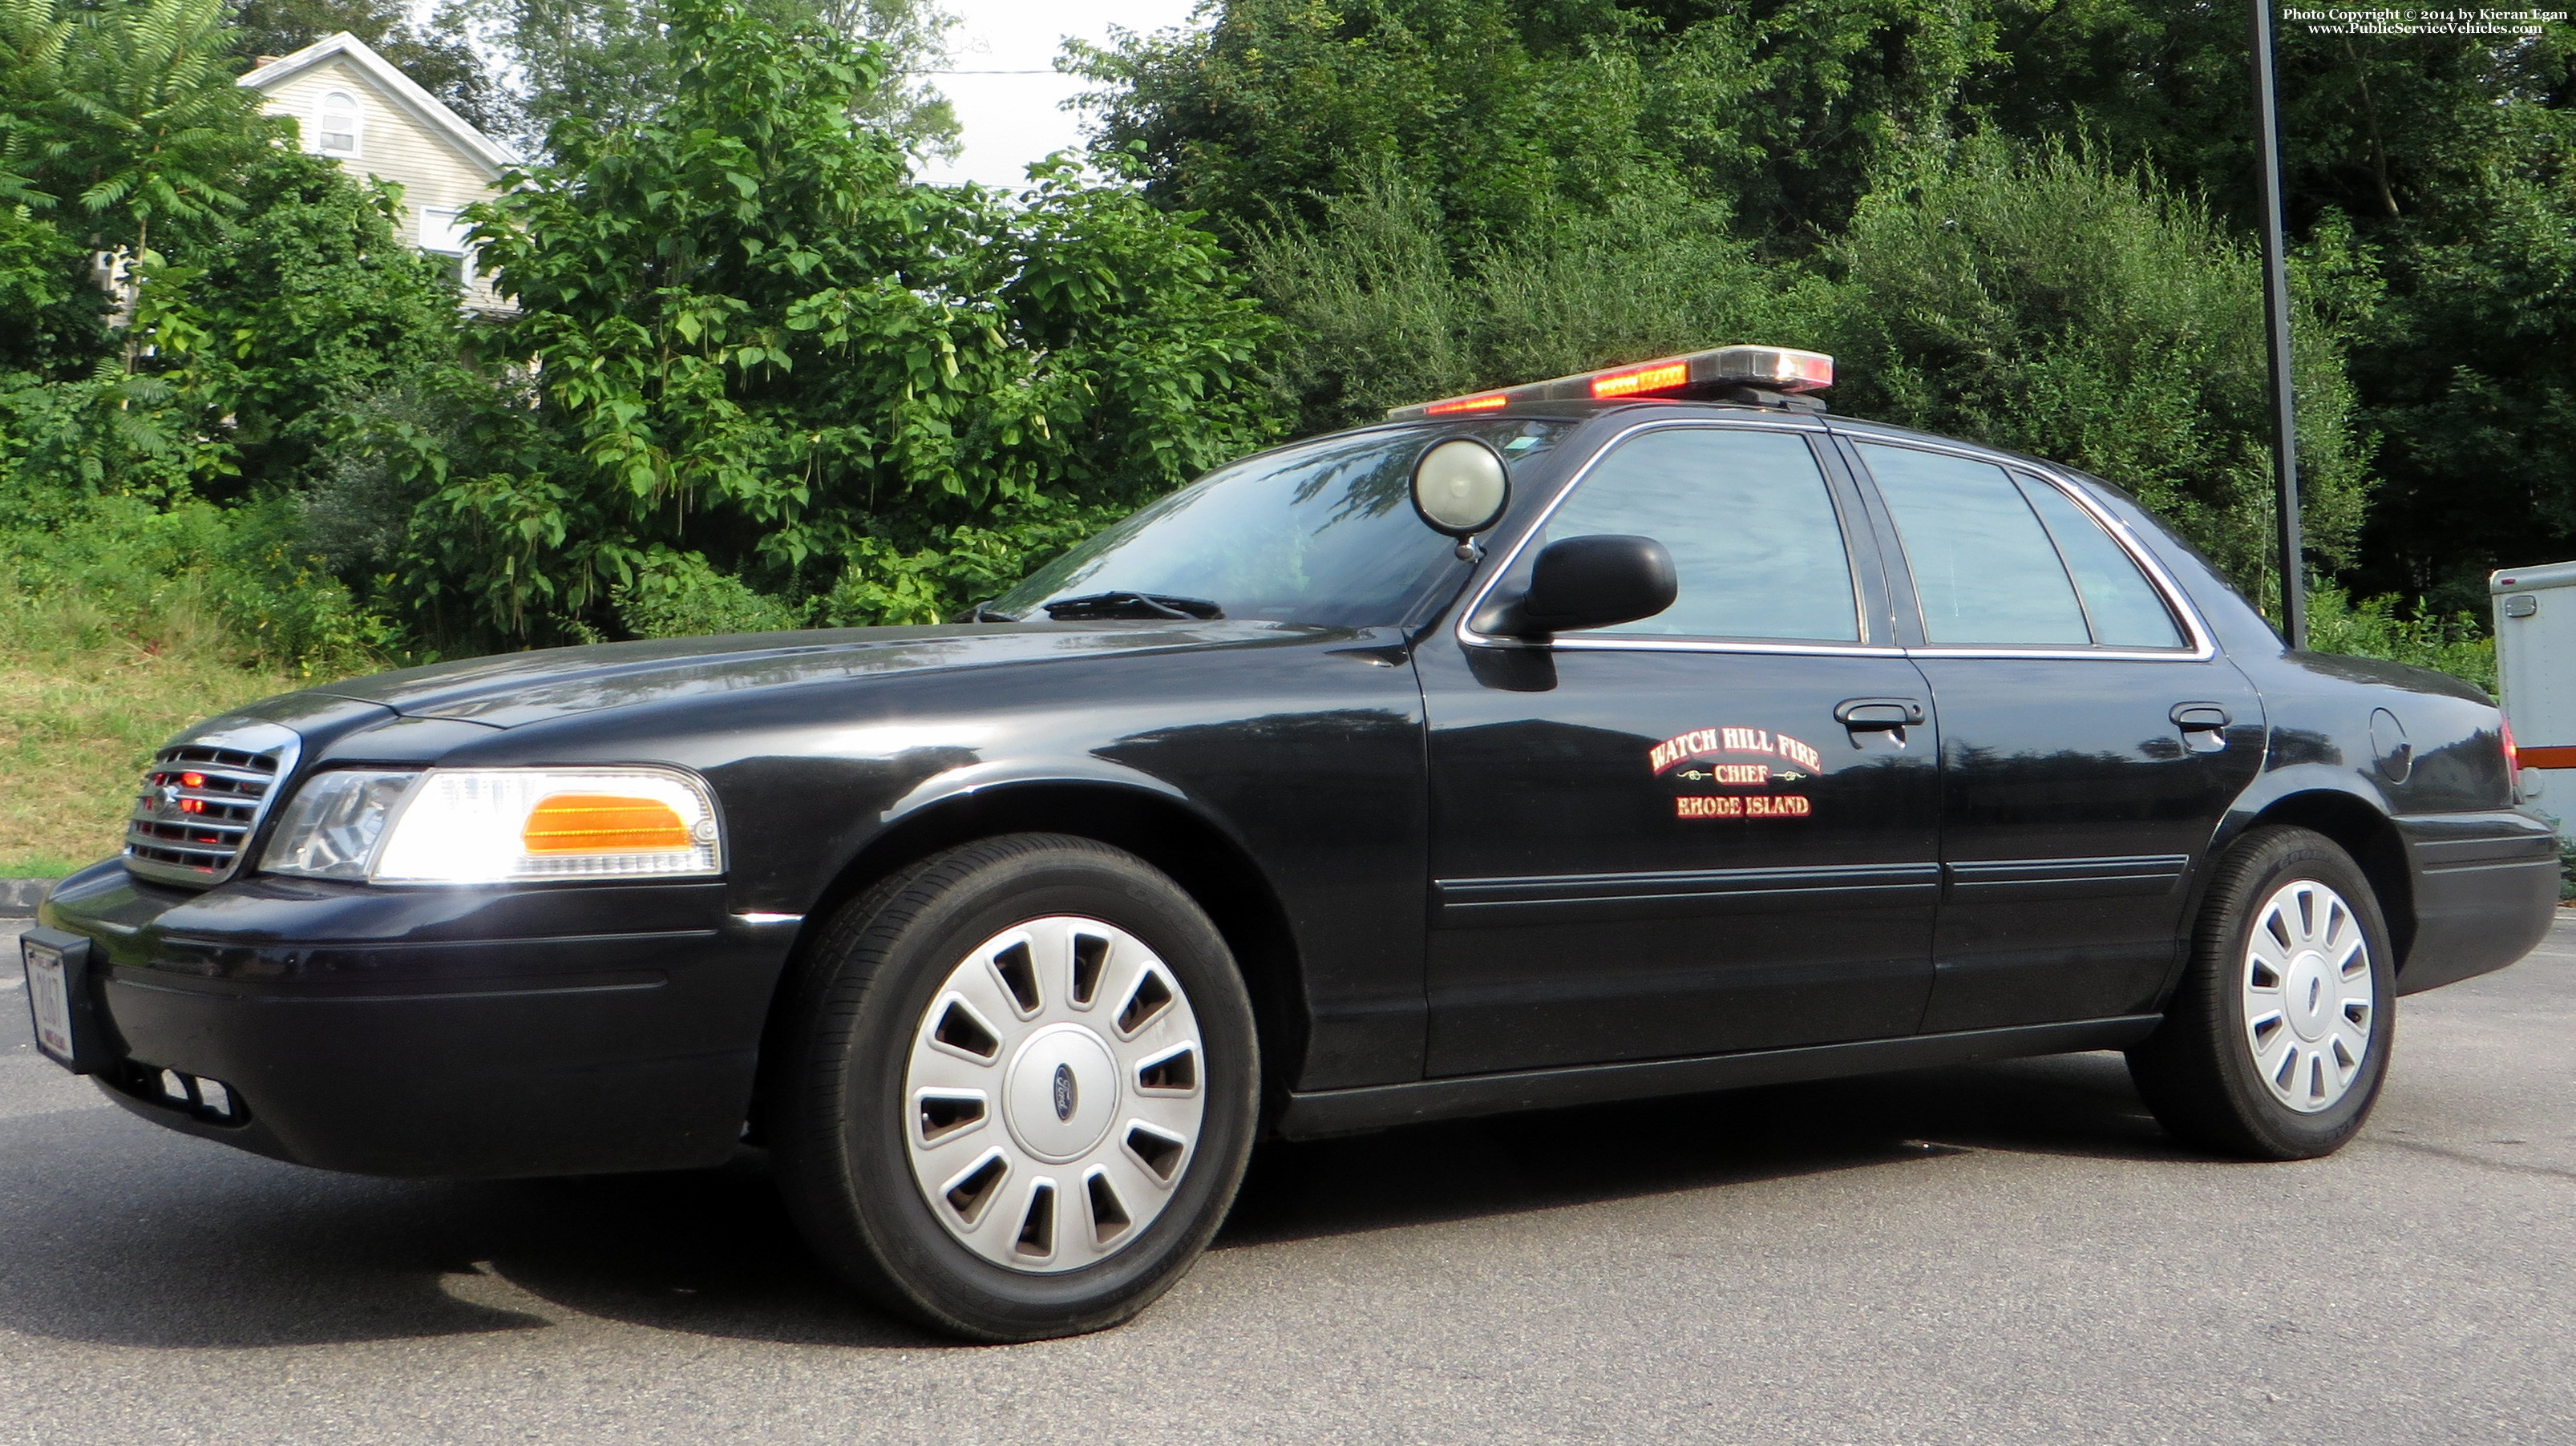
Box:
[1041,592,1224,621]
[958,600,1019,623]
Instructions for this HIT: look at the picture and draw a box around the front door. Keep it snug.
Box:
[1842,438,2266,1032]
[1418,422,1943,1076]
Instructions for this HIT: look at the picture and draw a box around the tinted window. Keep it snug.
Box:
[993,421,1572,628]
[2016,477,2186,648]
[1861,444,2089,646]
[1539,428,1858,642]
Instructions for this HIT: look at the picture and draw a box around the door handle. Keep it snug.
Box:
[2171,703,2230,753]
[1835,698,1926,730]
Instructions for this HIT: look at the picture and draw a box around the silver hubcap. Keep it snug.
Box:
[2242,879,2375,1113]
[904,916,1205,1273]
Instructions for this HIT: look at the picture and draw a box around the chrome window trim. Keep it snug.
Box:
[1451,415,1885,658]
[1840,434,2218,664]
[1543,636,1910,658]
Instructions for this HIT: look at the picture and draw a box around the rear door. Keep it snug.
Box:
[1416,419,1943,1076]
[1840,437,2264,1031]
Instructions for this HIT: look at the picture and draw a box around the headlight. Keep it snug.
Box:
[261,767,722,883]
[260,770,419,879]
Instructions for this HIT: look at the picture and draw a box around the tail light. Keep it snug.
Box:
[2502,717,2521,790]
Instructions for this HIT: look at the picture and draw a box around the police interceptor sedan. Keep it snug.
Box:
[23,345,2558,1341]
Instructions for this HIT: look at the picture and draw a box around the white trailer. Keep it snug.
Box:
[2490,560,2576,836]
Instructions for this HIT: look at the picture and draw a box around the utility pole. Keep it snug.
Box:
[2250,0,2307,648]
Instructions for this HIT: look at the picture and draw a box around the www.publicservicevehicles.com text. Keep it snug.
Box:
[2286,7,2566,34]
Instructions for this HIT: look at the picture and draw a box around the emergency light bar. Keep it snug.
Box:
[1386,345,1834,421]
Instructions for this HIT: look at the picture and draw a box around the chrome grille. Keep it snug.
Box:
[123,723,300,887]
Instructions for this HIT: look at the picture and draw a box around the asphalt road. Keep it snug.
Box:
[2,916,2570,1445]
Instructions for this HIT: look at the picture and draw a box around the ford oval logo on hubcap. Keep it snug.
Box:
[1052,1063,1077,1121]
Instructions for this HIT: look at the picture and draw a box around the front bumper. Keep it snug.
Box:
[34,861,800,1178]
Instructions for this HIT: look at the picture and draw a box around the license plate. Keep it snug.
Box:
[20,935,77,1069]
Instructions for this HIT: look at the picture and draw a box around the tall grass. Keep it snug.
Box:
[0,573,318,876]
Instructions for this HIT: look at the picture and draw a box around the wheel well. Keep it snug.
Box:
[2245,791,2418,966]
[797,783,1312,1084]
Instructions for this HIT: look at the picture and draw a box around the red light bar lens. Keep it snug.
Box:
[1590,362,1690,399]
[1425,394,1510,415]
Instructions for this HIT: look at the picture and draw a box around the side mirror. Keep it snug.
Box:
[1474,535,1676,638]
[1411,438,1510,547]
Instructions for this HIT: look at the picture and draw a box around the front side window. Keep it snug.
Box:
[317,91,360,156]
[1860,442,2182,649]
[1533,426,1860,643]
[993,420,1574,628]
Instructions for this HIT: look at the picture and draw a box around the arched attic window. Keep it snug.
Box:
[317,91,360,156]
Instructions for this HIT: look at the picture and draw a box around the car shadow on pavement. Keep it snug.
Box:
[0,1051,2190,1352]
[1216,1048,2190,1248]
[0,1109,938,1352]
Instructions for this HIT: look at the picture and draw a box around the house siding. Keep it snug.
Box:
[254,57,508,309]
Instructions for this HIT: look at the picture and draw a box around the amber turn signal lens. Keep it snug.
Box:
[521,794,692,854]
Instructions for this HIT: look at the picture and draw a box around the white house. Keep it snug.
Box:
[238,32,516,310]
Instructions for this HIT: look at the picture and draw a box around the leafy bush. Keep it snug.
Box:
[0,482,395,673]
[611,549,801,639]
[1239,169,1789,435]
[815,498,1128,626]
[2303,584,2495,692]
[321,0,1281,648]
[1074,0,2003,254]
[1814,137,2377,610]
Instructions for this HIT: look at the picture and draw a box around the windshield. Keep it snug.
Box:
[992,420,1574,628]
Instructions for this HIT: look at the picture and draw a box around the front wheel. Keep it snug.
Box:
[766,834,1259,1341]
[2127,826,2397,1160]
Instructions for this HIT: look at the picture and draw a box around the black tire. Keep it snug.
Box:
[766,834,1259,1342]
[2127,825,2397,1160]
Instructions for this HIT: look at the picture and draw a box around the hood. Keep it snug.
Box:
[309,621,1332,729]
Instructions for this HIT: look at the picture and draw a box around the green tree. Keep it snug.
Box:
[51,0,273,259]
[1814,136,2376,608]
[1958,3,2576,612]
[1975,3,2574,239]
[2,0,455,492]
[0,0,271,497]
[472,0,959,158]
[159,145,459,489]
[1074,0,2002,256]
[1238,164,1787,435]
[334,0,1278,644]
[2347,142,2576,609]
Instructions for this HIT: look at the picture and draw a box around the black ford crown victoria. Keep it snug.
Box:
[25,345,2559,1342]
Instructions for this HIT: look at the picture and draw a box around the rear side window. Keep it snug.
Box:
[2016,477,2186,648]
[1860,443,2181,649]
[1539,427,1859,642]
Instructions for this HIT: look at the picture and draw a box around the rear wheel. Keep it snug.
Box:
[2127,826,2396,1160]
[767,834,1258,1341]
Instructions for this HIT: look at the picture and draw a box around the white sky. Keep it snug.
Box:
[912,0,1205,191]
